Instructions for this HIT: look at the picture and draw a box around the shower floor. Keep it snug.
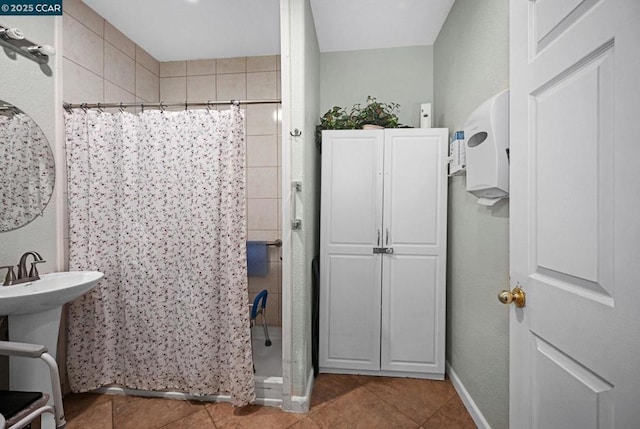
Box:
[252,325,282,377]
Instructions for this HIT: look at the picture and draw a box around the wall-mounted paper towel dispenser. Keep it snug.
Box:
[463,89,509,206]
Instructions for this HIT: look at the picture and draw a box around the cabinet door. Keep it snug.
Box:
[381,129,448,375]
[319,130,384,371]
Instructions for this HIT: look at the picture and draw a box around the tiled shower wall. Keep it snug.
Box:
[159,59,283,327]
[62,0,282,326]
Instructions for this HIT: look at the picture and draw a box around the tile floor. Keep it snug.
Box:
[63,374,476,428]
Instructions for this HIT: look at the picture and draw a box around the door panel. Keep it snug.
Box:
[322,131,383,251]
[319,130,384,371]
[321,254,381,371]
[532,335,613,429]
[533,0,600,52]
[383,129,445,249]
[534,42,614,296]
[381,255,438,372]
[510,0,640,427]
[381,129,447,375]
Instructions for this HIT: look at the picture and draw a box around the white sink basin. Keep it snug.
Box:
[0,271,103,315]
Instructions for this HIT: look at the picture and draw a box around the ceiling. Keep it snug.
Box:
[82,0,454,62]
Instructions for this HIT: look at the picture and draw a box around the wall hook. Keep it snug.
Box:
[290,129,302,137]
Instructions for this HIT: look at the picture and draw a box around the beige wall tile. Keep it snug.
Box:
[247,135,277,167]
[217,57,246,74]
[277,135,282,167]
[104,21,135,59]
[160,77,186,102]
[246,104,278,136]
[247,230,280,241]
[136,64,160,102]
[277,166,282,199]
[248,263,279,295]
[186,75,216,102]
[247,55,278,72]
[160,61,187,77]
[247,72,277,100]
[63,0,104,36]
[216,74,246,101]
[63,58,103,103]
[187,59,216,76]
[247,167,278,198]
[104,43,135,93]
[104,81,135,112]
[136,46,160,76]
[276,71,281,98]
[247,199,278,230]
[63,13,104,77]
[277,197,282,231]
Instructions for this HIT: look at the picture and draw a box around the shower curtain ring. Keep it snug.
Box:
[140,102,144,113]
[97,102,104,113]
[206,101,212,112]
[160,102,166,112]
[119,102,125,113]
[80,103,88,112]
[185,101,188,111]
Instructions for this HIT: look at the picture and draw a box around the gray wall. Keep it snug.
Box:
[0,15,61,388]
[434,1,510,428]
[320,46,433,128]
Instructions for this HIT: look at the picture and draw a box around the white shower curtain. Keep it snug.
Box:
[64,107,255,405]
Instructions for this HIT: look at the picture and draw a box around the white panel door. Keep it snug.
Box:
[510,1,640,427]
[381,129,447,374]
[319,130,383,371]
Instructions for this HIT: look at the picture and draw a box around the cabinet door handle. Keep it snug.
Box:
[385,228,389,245]
[377,229,381,246]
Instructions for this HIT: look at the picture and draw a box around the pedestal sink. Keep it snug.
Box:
[0,271,104,315]
[1,271,103,429]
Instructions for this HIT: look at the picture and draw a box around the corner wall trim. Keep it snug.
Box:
[287,368,315,413]
[446,361,492,429]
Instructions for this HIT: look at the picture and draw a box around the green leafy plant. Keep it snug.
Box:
[316,96,402,149]
[351,96,400,128]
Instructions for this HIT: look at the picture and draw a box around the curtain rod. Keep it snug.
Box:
[63,99,281,111]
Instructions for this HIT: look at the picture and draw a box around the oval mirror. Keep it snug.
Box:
[0,100,55,232]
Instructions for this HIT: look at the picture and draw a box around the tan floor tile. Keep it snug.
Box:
[65,399,112,429]
[63,392,113,421]
[288,417,322,428]
[112,396,204,429]
[205,402,235,423]
[309,374,365,411]
[310,386,419,429]
[362,377,457,424]
[422,395,477,429]
[160,409,216,429]
[211,403,302,429]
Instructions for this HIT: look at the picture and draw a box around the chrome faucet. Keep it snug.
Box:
[1,251,46,286]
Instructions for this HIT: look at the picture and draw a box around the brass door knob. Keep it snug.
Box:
[498,287,526,308]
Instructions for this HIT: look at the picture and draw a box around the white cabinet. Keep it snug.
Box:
[319,128,448,379]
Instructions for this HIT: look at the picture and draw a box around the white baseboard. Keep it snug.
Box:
[446,362,492,429]
[286,368,315,413]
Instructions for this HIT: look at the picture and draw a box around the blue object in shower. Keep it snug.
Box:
[246,241,268,277]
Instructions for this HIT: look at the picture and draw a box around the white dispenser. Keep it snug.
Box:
[463,89,509,205]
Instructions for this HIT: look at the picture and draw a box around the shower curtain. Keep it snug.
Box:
[64,106,255,405]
